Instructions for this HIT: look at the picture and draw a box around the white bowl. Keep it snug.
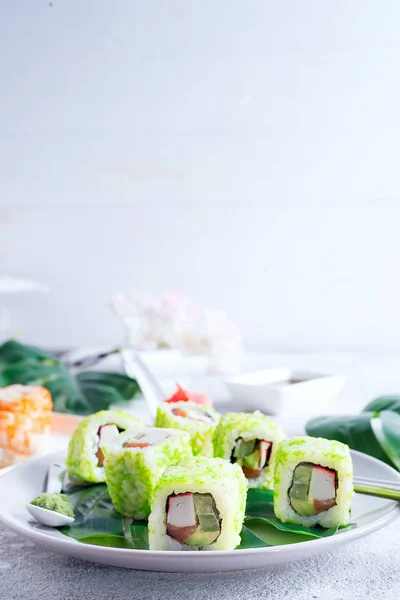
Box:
[225,367,345,417]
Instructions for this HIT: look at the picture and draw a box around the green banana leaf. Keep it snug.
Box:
[306,411,400,470]
[0,340,140,415]
[245,487,275,517]
[59,485,351,550]
[245,517,347,538]
[238,525,272,549]
[363,395,400,414]
[371,411,400,470]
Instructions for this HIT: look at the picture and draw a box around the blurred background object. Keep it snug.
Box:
[111,293,242,374]
[2,1,400,354]
[0,275,49,342]
[3,1,400,433]
[0,276,49,294]
[0,306,12,345]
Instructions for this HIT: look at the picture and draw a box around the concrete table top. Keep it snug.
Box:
[0,516,398,600]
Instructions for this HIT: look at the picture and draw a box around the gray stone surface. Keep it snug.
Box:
[0,520,398,600]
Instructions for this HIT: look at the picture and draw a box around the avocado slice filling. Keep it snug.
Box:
[232,438,272,478]
[185,493,221,547]
[289,462,337,517]
[234,438,256,459]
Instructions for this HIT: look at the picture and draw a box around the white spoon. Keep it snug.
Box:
[26,462,75,527]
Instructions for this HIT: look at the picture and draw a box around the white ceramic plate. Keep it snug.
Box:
[0,450,399,573]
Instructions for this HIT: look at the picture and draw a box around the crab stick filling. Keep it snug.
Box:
[232,438,272,479]
[289,462,337,517]
[166,492,221,547]
[95,424,120,467]
[96,427,171,466]
[123,429,170,449]
[171,406,215,424]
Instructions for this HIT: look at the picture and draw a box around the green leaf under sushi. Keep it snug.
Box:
[0,340,140,415]
[59,484,126,539]
[305,413,400,470]
[237,526,271,549]
[244,518,316,546]
[60,483,150,549]
[245,517,351,540]
[245,488,275,518]
[129,523,150,549]
[59,479,352,551]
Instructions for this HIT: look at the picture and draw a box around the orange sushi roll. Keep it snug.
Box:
[0,384,52,467]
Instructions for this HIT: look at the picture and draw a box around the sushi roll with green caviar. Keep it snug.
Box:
[103,427,192,520]
[274,436,353,528]
[213,411,285,488]
[66,410,143,483]
[155,401,220,456]
[148,457,247,551]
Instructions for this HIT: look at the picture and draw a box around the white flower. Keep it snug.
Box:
[110,293,242,356]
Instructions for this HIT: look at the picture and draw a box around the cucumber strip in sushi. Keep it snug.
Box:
[213,411,285,488]
[103,427,192,520]
[274,436,353,528]
[66,410,143,483]
[148,457,247,550]
[155,401,220,456]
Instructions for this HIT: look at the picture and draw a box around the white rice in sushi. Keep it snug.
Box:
[274,436,353,528]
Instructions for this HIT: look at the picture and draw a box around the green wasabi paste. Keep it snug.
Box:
[30,493,75,518]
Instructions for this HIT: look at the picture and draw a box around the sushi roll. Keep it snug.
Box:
[148,457,247,551]
[0,384,52,467]
[66,410,143,483]
[103,427,192,519]
[155,401,220,456]
[274,436,353,528]
[213,411,285,488]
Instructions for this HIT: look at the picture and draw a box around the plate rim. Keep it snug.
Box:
[0,448,399,564]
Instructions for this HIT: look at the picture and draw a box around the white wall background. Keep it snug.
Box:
[1,0,400,351]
